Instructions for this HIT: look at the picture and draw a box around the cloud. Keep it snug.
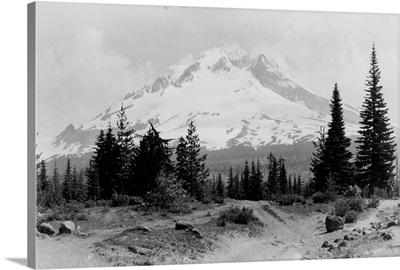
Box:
[37,26,157,137]
[178,53,195,65]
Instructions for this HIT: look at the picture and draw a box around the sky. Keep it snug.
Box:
[36,2,399,139]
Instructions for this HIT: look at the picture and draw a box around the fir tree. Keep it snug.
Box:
[185,121,209,200]
[62,157,73,202]
[310,127,328,193]
[297,175,302,195]
[324,83,353,192]
[77,169,87,202]
[241,160,250,199]
[234,171,241,200]
[132,123,174,197]
[267,153,278,198]
[37,159,51,207]
[116,104,135,195]
[288,175,293,194]
[71,166,79,201]
[227,167,235,199]
[86,159,100,200]
[50,162,63,206]
[278,157,287,195]
[216,173,225,199]
[175,136,189,192]
[355,45,397,196]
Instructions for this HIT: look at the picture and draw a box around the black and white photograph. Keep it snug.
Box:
[23,0,400,269]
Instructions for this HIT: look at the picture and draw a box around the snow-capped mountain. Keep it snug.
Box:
[40,47,362,160]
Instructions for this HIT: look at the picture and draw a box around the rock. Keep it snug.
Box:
[59,221,76,234]
[343,235,350,241]
[321,241,330,248]
[132,225,151,232]
[338,240,349,249]
[175,221,193,230]
[188,228,202,237]
[383,233,393,241]
[326,215,344,232]
[38,223,56,235]
[128,245,152,256]
[386,221,398,228]
[334,238,341,243]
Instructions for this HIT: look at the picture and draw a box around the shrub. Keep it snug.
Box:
[312,192,336,203]
[111,193,130,207]
[64,202,85,213]
[218,206,261,225]
[84,200,97,208]
[367,196,381,209]
[214,197,225,204]
[344,185,362,198]
[96,200,111,207]
[129,196,144,206]
[201,197,212,204]
[276,194,306,206]
[347,197,365,212]
[333,198,349,217]
[168,203,192,214]
[344,210,358,223]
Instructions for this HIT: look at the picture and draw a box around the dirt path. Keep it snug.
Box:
[36,228,124,269]
[200,200,400,263]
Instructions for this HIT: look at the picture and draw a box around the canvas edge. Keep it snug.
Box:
[27,2,36,269]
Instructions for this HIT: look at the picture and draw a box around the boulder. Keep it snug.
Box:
[128,245,152,255]
[132,225,151,232]
[383,233,393,241]
[175,221,193,230]
[325,215,344,232]
[321,241,330,248]
[338,240,349,249]
[386,221,398,229]
[59,221,76,234]
[38,223,56,235]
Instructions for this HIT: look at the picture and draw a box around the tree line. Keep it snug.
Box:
[37,107,209,208]
[310,45,397,198]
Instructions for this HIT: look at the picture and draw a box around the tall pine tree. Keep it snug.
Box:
[324,83,353,192]
[355,45,397,196]
[62,157,73,202]
[175,136,190,192]
[310,127,328,193]
[185,121,209,200]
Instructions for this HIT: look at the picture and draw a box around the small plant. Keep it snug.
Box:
[276,194,306,206]
[218,205,261,225]
[84,200,97,208]
[344,185,362,198]
[344,210,358,223]
[347,197,365,212]
[367,196,381,209]
[333,198,349,217]
[312,192,336,203]
[111,193,131,207]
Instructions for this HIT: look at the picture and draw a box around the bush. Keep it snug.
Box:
[214,197,225,204]
[84,200,97,208]
[168,203,192,214]
[111,193,130,207]
[333,198,349,217]
[218,206,261,225]
[312,192,336,203]
[276,194,306,206]
[347,197,365,212]
[367,196,381,209]
[64,202,85,213]
[344,185,362,198]
[344,210,358,223]
[96,200,111,207]
[129,196,144,206]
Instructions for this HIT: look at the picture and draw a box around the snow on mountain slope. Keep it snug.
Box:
[40,47,361,159]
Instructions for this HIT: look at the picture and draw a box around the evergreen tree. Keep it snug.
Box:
[249,159,263,200]
[324,83,353,192]
[233,171,241,200]
[267,153,278,198]
[76,169,87,202]
[86,159,100,200]
[216,173,225,199]
[50,162,63,206]
[185,121,209,200]
[62,157,73,202]
[355,45,397,196]
[241,160,250,199]
[37,160,51,207]
[116,104,135,195]
[297,175,302,195]
[71,166,79,201]
[278,157,288,195]
[310,127,328,193]
[288,175,293,194]
[132,123,174,197]
[227,167,235,199]
[175,136,189,192]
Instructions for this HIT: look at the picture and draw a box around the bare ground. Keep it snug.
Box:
[36,199,400,268]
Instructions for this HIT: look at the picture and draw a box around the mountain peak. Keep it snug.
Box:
[197,47,252,69]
